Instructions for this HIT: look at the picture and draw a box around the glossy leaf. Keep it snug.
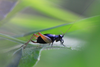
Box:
[21,0,82,22]
[8,48,23,67]
[10,15,100,38]
[0,1,26,25]
[18,46,42,67]
[0,0,18,21]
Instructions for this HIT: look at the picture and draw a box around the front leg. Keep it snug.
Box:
[60,39,65,47]
[48,42,53,47]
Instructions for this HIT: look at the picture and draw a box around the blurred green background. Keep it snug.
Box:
[0,0,100,67]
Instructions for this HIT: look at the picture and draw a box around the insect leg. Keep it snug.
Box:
[51,42,54,47]
[38,32,52,43]
[60,39,65,47]
[22,34,35,49]
[31,40,37,43]
[61,44,65,47]
[34,34,39,37]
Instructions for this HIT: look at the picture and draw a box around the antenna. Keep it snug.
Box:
[62,24,73,37]
[59,29,64,35]
[62,0,94,37]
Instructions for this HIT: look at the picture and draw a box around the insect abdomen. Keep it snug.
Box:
[37,36,47,44]
[37,34,55,43]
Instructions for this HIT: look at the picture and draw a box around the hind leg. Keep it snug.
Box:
[31,40,37,43]
[22,34,38,49]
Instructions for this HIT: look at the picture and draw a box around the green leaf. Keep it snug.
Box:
[12,15,100,38]
[34,15,100,67]
[0,33,36,47]
[8,48,23,67]
[21,0,82,22]
[35,49,85,67]
[18,46,42,67]
[0,33,25,44]
[0,33,42,67]
[22,23,72,37]
[0,0,18,21]
[0,1,26,25]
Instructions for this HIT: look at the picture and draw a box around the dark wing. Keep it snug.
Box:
[38,32,52,43]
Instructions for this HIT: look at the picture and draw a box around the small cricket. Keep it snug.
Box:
[22,24,73,49]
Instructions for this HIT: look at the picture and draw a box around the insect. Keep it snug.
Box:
[23,25,73,49]
[31,32,65,47]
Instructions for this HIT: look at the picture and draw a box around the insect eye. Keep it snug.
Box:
[59,35,63,38]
